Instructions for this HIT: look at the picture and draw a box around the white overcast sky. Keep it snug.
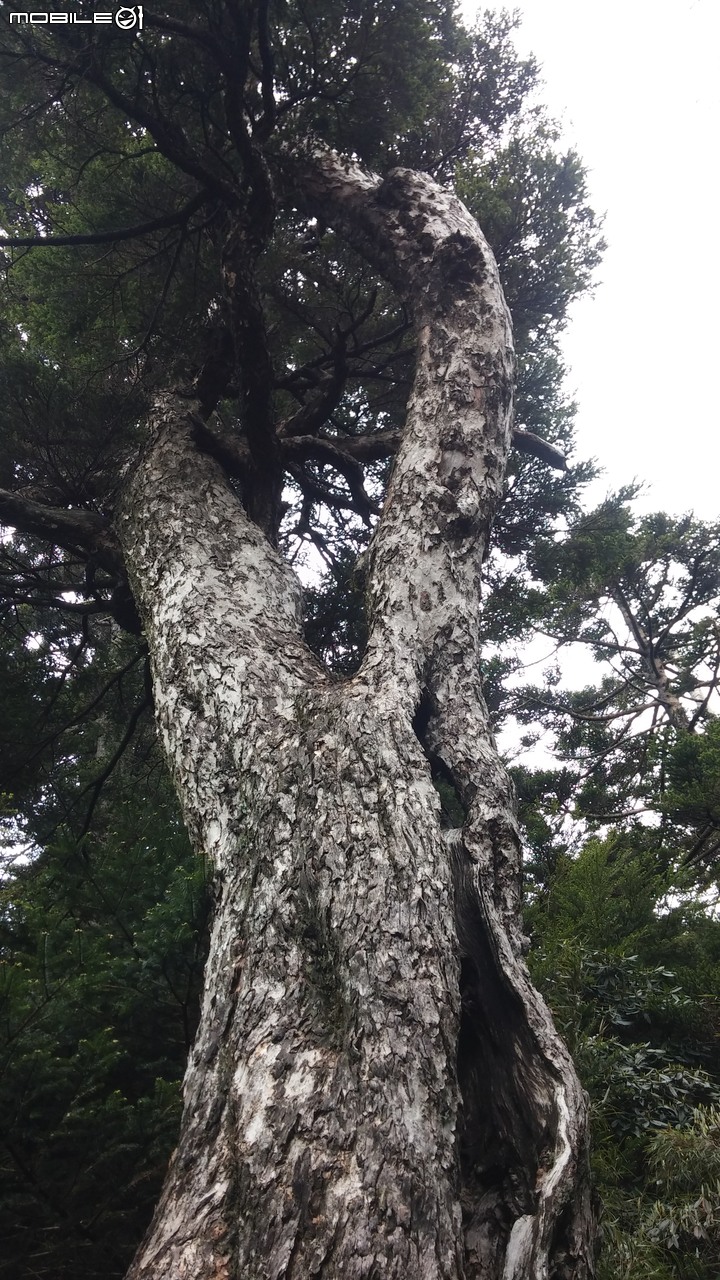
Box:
[464,0,719,521]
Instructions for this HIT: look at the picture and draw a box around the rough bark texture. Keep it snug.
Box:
[117,151,594,1279]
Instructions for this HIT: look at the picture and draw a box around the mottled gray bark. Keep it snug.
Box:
[117,151,595,1279]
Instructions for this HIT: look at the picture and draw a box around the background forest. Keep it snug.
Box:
[0,4,718,1278]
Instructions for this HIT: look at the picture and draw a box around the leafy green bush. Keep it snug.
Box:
[528,840,720,1280]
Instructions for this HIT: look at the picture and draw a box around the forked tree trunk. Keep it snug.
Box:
[117,151,595,1279]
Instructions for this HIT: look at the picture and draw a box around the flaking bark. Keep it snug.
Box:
[117,150,594,1279]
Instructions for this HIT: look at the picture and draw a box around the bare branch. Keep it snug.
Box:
[512,426,568,471]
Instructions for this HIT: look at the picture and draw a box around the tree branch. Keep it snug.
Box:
[285,437,380,522]
[0,191,209,249]
[79,57,238,204]
[305,428,402,463]
[512,426,568,471]
[0,488,122,571]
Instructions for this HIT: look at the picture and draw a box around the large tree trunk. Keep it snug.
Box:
[117,152,595,1279]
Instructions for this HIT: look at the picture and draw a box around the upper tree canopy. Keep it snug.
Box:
[0,2,603,843]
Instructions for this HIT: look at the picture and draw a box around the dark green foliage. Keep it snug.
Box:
[597,1103,720,1280]
[274,0,460,164]
[512,765,576,891]
[640,1109,720,1266]
[528,835,664,954]
[528,830,720,1280]
[0,569,207,1277]
[459,126,603,345]
[662,719,720,868]
[302,548,370,674]
[0,797,208,1280]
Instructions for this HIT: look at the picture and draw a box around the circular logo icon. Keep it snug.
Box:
[115,7,138,28]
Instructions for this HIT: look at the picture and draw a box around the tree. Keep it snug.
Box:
[0,6,603,1276]
[525,831,720,1280]
[510,504,720,874]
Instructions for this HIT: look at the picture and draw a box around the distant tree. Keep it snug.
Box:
[510,505,720,859]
